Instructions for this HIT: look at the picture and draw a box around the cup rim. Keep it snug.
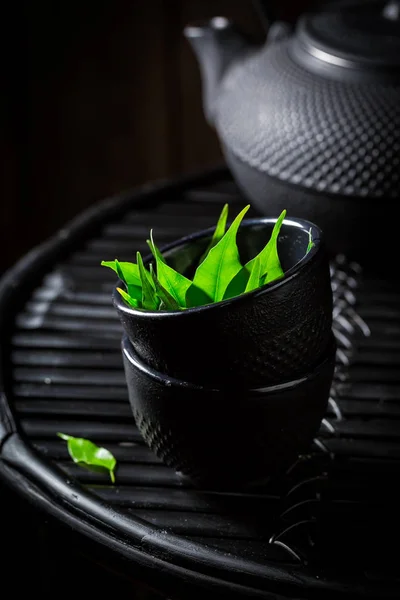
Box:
[122,334,336,395]
[113,216,323,319]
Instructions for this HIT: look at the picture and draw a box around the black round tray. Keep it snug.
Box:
[1,166,400,599]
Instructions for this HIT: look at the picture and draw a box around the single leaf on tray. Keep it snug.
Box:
[148,231,192,308]
[192,205,250,302]
[244,256,262,293]
[57,433,116,483]
[150,264,180,311]
[137,251,159,310]
[198,203,229,264]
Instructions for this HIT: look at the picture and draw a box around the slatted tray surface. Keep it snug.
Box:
[2,170,400,599]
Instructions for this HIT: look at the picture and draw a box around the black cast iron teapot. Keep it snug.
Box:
[185,1,400,263]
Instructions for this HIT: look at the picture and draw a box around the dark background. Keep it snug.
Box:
[0,0,317,275]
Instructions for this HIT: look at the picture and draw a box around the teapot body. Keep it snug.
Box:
[185,3,400,263]
[215,36,400,261]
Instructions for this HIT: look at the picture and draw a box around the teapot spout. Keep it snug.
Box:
[184,17,250,126]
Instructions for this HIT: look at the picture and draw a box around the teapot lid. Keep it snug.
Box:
[297,0,400,71]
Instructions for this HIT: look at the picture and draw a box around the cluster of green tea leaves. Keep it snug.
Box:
[101,205,306,311]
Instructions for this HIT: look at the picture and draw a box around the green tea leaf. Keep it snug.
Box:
[192,205,250,302]
[101,260,141,287]
[307,228,314,254]
[101,259,142,302]
[101,259,154,293]
[199,203,229,263]
[263,261,284,285]
[137,252,159,310]
[149,231,192,308]
[249,209,286,282]
[150,264,180,311]
[222,269,249,300]
[114,260,142,301]
[244,256,261,293]
[185,283,213,308]
[117,287,139,308]
[146,229,166,265]
[57,432,116,483]
[224,209,286,298]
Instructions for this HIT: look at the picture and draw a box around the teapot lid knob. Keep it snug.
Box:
[294,0,400,74]
[383,0,400,20]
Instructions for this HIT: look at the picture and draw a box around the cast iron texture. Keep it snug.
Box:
[122,335,336,488]
[217,42,400,200]
[225,148,399,264]
[114,218,333,388]
[218,41,400,262]
[0,167,400,599]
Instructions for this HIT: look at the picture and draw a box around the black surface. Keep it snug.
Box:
[1,167,400,598]
[0,481,162,597]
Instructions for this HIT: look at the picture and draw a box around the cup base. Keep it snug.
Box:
[122,335,336,489]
